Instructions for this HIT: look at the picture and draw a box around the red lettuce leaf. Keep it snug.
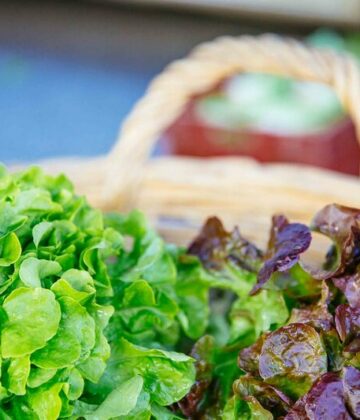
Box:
[335,304,360,353]
[285,372,352,420]
[233,374,292,416]
[343,366,360,418]
[287,284,334,332]
[333,274,360,308]
[188,217,262,272]
[258,323,327,399]
[238,333,268,377]
[250,216,311,295]
[302,204,360,280]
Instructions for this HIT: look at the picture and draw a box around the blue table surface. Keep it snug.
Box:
[0,46,160,163]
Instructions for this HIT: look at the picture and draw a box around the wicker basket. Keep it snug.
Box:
[12,35,360,249]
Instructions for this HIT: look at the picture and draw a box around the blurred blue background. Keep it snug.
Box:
[0,47,155,161]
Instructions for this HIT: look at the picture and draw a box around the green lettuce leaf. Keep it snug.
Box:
[2,287,61,358]
[88,338,195,407]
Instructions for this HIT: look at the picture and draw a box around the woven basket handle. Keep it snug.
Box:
[102,34,360,210]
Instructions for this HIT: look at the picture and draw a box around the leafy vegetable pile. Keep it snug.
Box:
[186,207,360,419]
[0,166,358,419]
[0,167,195,419]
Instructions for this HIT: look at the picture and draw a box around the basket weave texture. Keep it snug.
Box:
[12,35,360,248]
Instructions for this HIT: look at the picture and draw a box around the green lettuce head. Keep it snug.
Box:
[0,166,195,419]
